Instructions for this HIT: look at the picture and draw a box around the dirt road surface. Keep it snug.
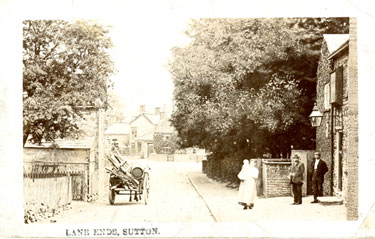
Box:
[54,160,214,223]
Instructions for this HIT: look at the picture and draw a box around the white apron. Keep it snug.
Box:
[238,165,258,205]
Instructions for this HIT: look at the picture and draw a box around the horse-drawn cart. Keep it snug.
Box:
[105,148,150,205]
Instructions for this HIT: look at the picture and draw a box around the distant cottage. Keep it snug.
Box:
[105,122,131,154]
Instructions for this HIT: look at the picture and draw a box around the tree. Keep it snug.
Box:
[23,20,115,145]
[107,90,126,123]
[153,132,179,154]
[169,18,349,161]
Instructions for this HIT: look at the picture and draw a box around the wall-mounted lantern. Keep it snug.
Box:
[309,102,323,127]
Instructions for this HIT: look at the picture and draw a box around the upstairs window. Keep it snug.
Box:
[324,83,331,111]
[330,66,343,105]
[131,127,137,138]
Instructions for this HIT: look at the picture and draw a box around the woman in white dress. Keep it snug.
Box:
[238,159,259,210]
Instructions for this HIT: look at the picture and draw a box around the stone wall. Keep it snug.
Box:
[262,159,291,197]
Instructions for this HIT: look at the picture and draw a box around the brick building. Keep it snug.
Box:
[315,18,358,220]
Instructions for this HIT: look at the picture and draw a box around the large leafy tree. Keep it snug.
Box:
[107,90,126,123]
[169,18,348,159]
[23,20,115,145]
[153,133,179,154]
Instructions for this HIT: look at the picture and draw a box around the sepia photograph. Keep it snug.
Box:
[1,0,375,238]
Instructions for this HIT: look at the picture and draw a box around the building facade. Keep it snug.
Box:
[315,18,358,220]
[128,106,161,158]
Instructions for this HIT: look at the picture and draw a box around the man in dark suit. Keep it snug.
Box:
[289,155,305,205]
[311,151,328,203]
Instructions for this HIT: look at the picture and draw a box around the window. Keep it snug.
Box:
[324,83,330,110]
[330,66,343,105]
[131,127,137,138]
[110,138,119,149]
[131,143,135,151]
[162,147,172,154]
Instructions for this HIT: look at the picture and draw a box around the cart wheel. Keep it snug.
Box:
[109,189,116,205]
[143,173,150,205]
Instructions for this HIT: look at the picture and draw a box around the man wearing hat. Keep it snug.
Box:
[289,155,305,205]
[311,151,328,203]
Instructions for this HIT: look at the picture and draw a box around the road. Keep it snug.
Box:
[55,160,214,223]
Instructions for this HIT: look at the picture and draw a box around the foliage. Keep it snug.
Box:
[169,17,349,163]
[153,132,179,154]
[107,90,126,123]
[23,20,115,145]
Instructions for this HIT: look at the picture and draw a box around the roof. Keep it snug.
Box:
[323,34,349,55]
[24,136,95,149]
[105,122,131,135]
[136,137,154,142]
[155,119,175,134]
[145,114,161,125]
[130,113,160,125]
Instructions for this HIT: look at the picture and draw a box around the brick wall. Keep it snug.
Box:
[316,41,333,196]
[332,54,349,199]
[346,17,358,220]
[316,19,358,220]
[262,160,291,197]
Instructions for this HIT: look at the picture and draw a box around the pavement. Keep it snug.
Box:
[187,170,347,222]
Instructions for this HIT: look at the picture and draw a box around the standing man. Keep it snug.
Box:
[289,155,305,205]
[311,151,328,203]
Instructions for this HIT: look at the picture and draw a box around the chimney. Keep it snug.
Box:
[155,107,161,115]
[160,111,167,120]
[139,105,146,113]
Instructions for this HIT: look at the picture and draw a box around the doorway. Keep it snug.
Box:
[337,131,343,191]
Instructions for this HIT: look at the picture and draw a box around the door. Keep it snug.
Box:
[337,131,343,191]
[71,172,84,200]
[291,150,314,195]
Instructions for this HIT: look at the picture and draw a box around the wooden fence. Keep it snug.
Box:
[23,170,85,215]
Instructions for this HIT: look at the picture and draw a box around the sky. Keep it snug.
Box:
[101,2,192,119]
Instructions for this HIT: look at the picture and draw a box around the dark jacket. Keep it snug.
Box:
[290,162,305,184]
[311,159,328,182]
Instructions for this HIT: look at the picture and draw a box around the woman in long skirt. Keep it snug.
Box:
[238,159,259,210]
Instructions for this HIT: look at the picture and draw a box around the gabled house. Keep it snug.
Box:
[129,106,161,158]
[315,18,358,220]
